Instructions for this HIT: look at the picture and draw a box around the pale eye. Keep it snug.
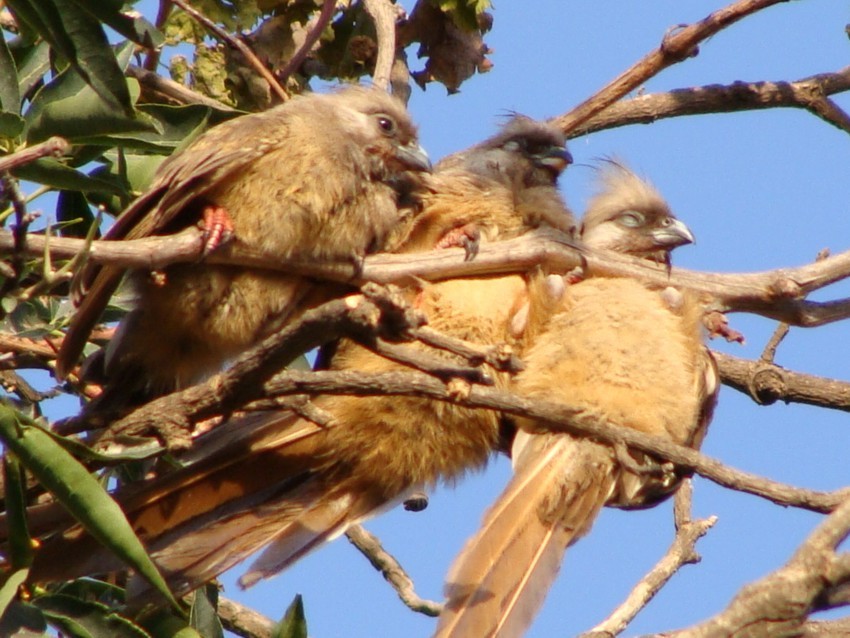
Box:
[375,115,397,136]
[618,210,644,227]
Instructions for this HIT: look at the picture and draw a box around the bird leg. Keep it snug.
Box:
[199,205,235,256]
[436,223,481,261]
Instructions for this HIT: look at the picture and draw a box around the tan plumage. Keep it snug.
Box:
[22,117,575,599]
[56,87,430,409]
[435,164,715,638]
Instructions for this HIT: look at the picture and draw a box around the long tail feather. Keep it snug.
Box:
[25,411,329,592]
[435,434,616,638]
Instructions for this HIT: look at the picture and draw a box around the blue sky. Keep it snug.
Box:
[31,1,850,636]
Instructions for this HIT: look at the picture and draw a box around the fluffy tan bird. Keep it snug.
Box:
[434,164,716,638]
[56,86,430,410]
[21,117,575,599]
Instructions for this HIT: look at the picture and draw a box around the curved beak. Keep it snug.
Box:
[536,146,573,175]
[395,142,432,172]
[651,217,696,248]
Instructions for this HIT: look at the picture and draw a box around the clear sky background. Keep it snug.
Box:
[33,1,850,636]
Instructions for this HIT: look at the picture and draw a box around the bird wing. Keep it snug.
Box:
[57,112,291,378]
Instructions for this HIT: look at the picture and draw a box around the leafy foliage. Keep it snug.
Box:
[0,0,496,635]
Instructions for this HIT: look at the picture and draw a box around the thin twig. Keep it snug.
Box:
[760,323,790,364]
[170,0,289,102]
[143,0,173,72]
[276,0,337,85]
[584,485,717,637]
[346,524,443,616]
[127,65,237,110]
[0,137,69,173]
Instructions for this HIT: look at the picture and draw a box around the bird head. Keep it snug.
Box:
[580,160,694,267]
[332,86,431,177]
[444,115,573,188]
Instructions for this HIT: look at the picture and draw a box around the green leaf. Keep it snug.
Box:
[0,112,25,140]
[0,35,21,114]
[189,585,223,638]
[273,594,307,638]
[24,41,154,144]
[0,569,30,619]
[13,40,51,101]
[36,594,151,638]
[13,158,127,196]
[0,600,48,637]
[138,607,197,638]
[56,189,98,238]
[6,0,133,114]
[68,0,164,49]
[0,405,181,611]
[54,577,126,604]
[1,454,33,571]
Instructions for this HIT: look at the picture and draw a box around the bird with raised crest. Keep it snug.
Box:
[434,162,716,638]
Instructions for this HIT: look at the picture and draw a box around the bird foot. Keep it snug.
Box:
[199,205,235,256]
[436,223,481,261]
[564,266,586,285]
[704,311,746,344]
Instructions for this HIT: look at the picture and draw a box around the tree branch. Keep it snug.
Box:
[568,66,850,139]
[662,495,850,637]
[552,0,792,134]
[5,227,850,327]
[363,0,398,91]
[217,595,277,638]
[0,137,69,173]
[714,351,850,412]
[584,484,717,637]
[275,0,336,85]
[345,524,443,616]
[170,0,289,102]
[127,65,237,111]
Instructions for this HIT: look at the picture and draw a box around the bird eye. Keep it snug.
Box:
[618,211,645,227]
[660,216,673,227]
[375,115,397,136]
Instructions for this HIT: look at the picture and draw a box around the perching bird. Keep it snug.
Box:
[434,163,715,638]
[21,117,575,599]
[579,159,695,267]
[56,86,430,410]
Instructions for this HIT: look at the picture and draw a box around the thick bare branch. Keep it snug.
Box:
[662,496,850,637]
[6,227,850,327]
[714,351,850,412]
[104,358,846,514]
[569,66,850,138]
[363,0,397,91]
[217,596,277,638]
